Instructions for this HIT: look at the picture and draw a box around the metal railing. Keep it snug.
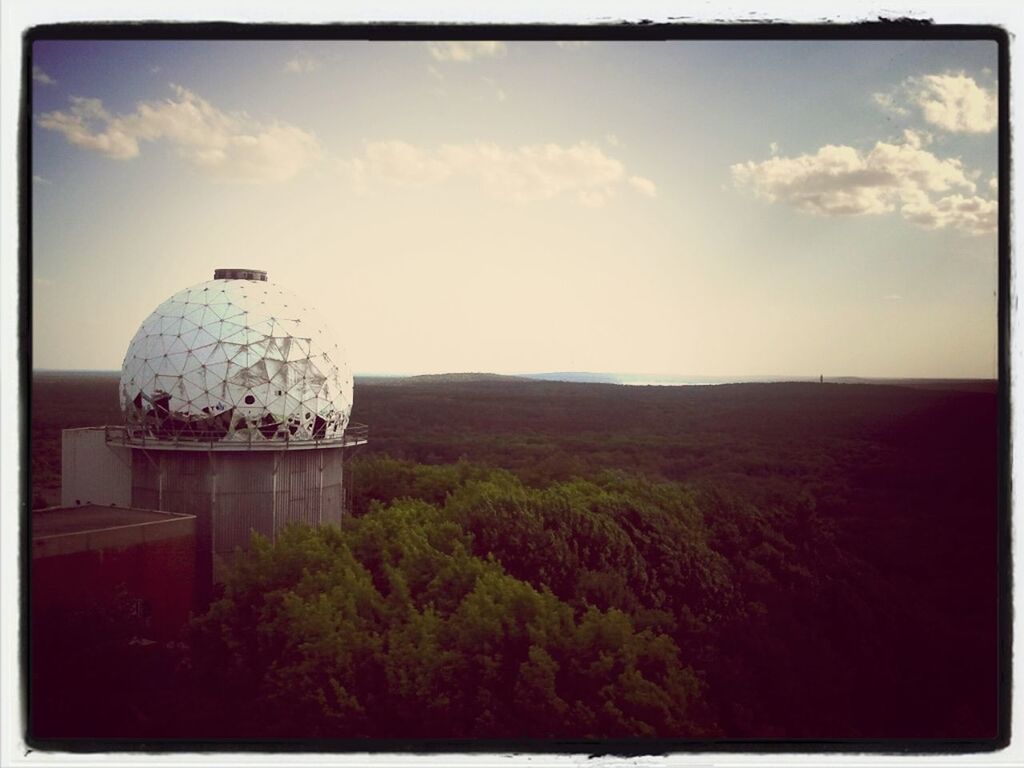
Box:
[105,422,369,452]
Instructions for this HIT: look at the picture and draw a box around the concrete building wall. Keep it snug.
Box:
[32,508,197,640]
[31,506,197,738]
[129,446,347,584]
[210,452,276,560]
[322,448,345,527]
[60,428,131,508]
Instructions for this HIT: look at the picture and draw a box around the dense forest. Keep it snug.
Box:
[29,373,1001,742]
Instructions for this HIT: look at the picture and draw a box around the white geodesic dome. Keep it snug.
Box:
[119,270,353,445]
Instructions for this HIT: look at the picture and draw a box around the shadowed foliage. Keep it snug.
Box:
[30,374,998,740]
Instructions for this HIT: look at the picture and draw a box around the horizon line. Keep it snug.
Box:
[30,368,998,382]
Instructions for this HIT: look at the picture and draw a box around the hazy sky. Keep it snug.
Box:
[31,38,999,377]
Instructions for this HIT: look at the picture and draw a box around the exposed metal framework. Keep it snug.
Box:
[120,270,354,446]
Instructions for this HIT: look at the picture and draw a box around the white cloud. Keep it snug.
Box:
[899,191,997,235]
[901,128,932,148]
[32,175,51,185]
[884,294,903,301]
[872,90,909,117]
[731,134,995,235]
[874,73,996,134]
[284,55,319,74]
[38,96,139,159]
[340,140,654,206]
[150,66,161,74]
[769,141,779,156]
[427,41,506,63]
[556,41,592,51]
[32,66,56,85]
[628,175,657,198]
[605,133,620,147]
[37,85,321,183]
[910,73,996,133]
[989,176,998,192]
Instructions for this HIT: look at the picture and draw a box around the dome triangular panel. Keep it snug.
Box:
[119,273,354,443]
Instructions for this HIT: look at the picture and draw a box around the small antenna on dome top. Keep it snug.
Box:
[214,268,267,281]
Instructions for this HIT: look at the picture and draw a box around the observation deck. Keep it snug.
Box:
[105,422,369,452]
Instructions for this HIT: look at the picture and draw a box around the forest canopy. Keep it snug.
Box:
[30,375,999,740]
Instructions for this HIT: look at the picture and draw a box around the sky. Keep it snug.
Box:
[30,38,999,378]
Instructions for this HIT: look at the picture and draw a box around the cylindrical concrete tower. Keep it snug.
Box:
[110,268,367,586]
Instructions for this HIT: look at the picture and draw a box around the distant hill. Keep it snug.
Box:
[35,369,997,394]
[388,372,532,386]
[521,372,997,392]
[829,377,997,393]
[521,371,622,384]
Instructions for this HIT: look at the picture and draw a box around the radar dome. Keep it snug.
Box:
[119,269,353,445]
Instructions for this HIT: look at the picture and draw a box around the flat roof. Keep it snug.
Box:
[33,505,192,539]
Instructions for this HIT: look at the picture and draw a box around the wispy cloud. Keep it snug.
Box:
[284,55,319,74]
[37,85,321,183]
[872,90,910,118]
[38,96,137,158]
[732,132,995,235]
[32,175,51,185]
[32,65,56,85]
[427,41,506,63]
[480,76,506,102]
[628,175,657,198]
[556,41,592,51]
[339,140,655,207]
[873,72,996,134]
